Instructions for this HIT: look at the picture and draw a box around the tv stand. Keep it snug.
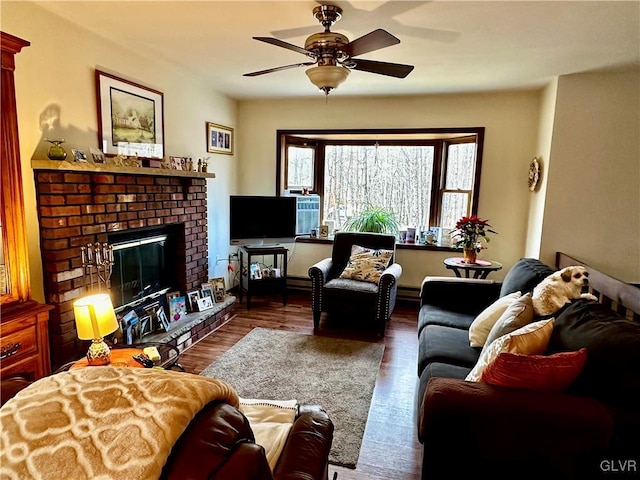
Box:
[238,245,288,310]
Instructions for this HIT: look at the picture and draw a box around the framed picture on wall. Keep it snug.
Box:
[206,122,234,155]
[95,69,164,159]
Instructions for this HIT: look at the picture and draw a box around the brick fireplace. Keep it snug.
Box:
[34,168,210,368]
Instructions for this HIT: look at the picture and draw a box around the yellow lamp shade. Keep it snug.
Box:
[73,293,119,340]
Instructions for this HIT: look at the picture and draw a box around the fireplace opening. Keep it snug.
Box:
[109,225,183,312]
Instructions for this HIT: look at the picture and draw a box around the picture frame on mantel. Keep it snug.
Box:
[95,69,165,159]
[207,122,234,155]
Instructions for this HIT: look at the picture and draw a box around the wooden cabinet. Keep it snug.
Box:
[1,303,52,380]
[1,31,52,380]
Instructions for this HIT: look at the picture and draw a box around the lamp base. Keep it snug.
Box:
[86,338,111,366]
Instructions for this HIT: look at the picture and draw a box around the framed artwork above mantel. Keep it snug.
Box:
[95,69,165,159]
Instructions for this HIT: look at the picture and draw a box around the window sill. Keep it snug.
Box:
[294,236,458,253]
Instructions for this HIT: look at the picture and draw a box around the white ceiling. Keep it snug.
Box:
[35,0,640,99]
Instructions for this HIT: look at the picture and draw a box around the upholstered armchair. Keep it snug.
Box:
[308,232,402,337]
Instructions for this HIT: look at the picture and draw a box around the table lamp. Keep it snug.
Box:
[73,293,119,366]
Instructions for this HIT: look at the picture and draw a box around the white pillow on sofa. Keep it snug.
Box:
[468,291,521,347]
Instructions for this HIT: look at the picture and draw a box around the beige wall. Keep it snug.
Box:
[3,2,239,303]
[525,78,558,258]
[539,70,640,282]
[238,91,542,289]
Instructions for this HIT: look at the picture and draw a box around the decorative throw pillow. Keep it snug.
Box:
[465,318,555,382]
[482,293,534,350]
[480,348,587,391]
[338,245,394,284]
[468,292,521,347]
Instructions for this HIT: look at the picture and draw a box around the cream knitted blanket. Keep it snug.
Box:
[0,367,238,480]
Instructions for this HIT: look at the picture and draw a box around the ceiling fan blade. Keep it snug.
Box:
[243,62,316,77]
[349,58,414,78]
[342,29,400,58]
[253,37,313,56]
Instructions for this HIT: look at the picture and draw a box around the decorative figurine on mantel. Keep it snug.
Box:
[187,157,194,172]
[46,139,67,160]
[197,158,202,172]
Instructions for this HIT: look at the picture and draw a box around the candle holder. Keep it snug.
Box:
[81,242,114,292]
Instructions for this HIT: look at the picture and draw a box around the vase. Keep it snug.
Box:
[463,247,477,264]
[47,140,67,160]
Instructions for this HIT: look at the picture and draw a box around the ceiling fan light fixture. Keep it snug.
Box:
[305,65,349,94]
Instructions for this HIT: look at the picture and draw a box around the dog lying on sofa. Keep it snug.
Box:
[532,265,598,316]
[416,254,640,479]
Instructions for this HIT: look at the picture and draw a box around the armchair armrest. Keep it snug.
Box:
[308,258,333,284]
[419,276,502,314]
[419,378,613,476]
[273,406,334,480]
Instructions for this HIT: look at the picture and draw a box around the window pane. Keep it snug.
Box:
[287,146,314,189]
[440,192,470,229]
[323,145,434,231]
[445,143,476,190]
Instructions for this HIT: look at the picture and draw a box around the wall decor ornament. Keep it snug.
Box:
[96,69,164,159]
[206,122,234,155]
[528,156,541,192]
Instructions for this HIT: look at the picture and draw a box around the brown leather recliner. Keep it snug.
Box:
[1,377,334,480]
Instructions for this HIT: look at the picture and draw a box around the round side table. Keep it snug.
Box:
[443,257,502,279]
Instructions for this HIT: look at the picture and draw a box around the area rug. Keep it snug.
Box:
[200,327,385,468]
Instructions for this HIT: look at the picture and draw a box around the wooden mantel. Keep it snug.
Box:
[31,160,216,179]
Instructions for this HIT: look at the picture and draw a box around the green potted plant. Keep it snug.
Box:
[343,206,399,235]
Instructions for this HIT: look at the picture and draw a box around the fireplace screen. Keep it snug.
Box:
[111,234,173,310]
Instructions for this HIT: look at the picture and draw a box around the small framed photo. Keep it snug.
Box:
[72,149,88,163]
[201,282,214,300]
[211,277,226,303]
[166,291,180,303]
[319,225,329,239]
[197,295,214,312]
[90,147,106,164]
[250,263,262,280]
[157,306,170,331]
[169,295,187,322]
[206,122,234,155]
[169,156,186,170]
[187,290,200,312]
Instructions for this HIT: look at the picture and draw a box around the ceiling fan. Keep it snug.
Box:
[243,4,415,95]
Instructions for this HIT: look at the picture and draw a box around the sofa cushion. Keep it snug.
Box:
[416,362,471,432]
[338,245,393,284]
[466,318,555,382]
[468,291,521,347]
[418,305,475,337]
[482,293,534,349]
[480,348,587,391]
[499,258,555,297]
[548,299,640,408]
[418,325,480,375]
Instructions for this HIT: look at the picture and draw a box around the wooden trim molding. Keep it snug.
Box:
[1,32,31,305]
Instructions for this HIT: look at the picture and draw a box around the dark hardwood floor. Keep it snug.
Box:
[178,290,423,480]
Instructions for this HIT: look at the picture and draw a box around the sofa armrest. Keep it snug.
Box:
[273,406,334,480]
[419,378,613,475]
[419,276,502,314]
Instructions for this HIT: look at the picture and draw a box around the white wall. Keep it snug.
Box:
[238,91,542,289]
[3,2,238,302]
[539,70,640,281]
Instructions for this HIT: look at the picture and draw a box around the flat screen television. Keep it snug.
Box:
[230,195,297,246]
